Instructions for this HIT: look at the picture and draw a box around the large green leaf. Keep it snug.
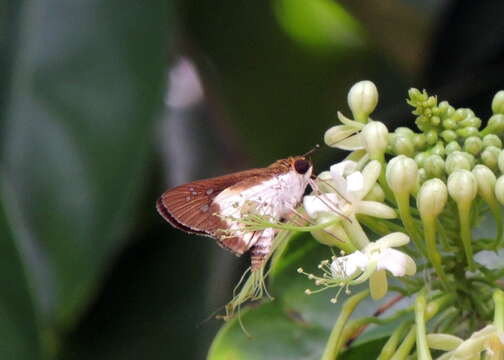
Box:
[0,0,170,342]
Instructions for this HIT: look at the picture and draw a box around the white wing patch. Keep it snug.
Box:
[212,168,312,252]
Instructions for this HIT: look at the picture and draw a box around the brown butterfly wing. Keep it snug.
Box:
[157,168,269,236]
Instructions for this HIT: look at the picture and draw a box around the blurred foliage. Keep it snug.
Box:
[0,0,503,359]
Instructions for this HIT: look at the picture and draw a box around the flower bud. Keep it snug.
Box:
[496,176,504,205]
[386,155,418,195]
[481,146,501,172]
[472,165,497,203]
[412,134,427,149]
[424,154,445,179]
[415,152,428,167]
[441,129,457,143]
[483,134,503,149]
[447,169,477,205]
[324,125,359,147]
[486,114,504,134]
[445,151,473,174]
[499,151,504,174]
[445,141,461,155]
[395,127,415,139]
[492,90,504,114]
[426,129,438,145]
[417,178,448,218]
[347,80,378,122]
[361,121,388,159]
[464,136,483,156]
[430,142,445,157]
[442,117,456,129]
[392,136,415,157]
[457,126,479,138]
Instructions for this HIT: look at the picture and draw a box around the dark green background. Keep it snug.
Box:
[1,0,504,359]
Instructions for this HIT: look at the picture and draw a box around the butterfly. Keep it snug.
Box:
[156,156,313,269]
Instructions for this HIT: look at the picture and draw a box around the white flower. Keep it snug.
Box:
[330,232,416,281]
[324,112,364,150]
[437,325,504,359]
[303,160,396,220]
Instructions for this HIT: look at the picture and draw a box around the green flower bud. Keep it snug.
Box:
[486,114,504,134]
[464,136,483,156]
[430,142,445,157]
[393,135,415,157]
[415,152,428,167]
[492,90,504,114]
[418,168,427,184]
[426,129,438,145]
[430,116,441,126]
[495,176,504,205]
[481,146,501,172]
[452,108,466,122]
[442,118,457,130]
[441,129,457,143]
[460,116,481,129]
[363,183,385,202]
[347,80,378,122]
[395,127,415,139]
[483,134,502,149]
[457,126,479,138]
[447,169,477,205]
[412,134,427,149]
[417,178,448,218]
[361,121,388,159]
[424,154,445,179]
[386,155,418,195]
[472,165,497,203]
[445,141,462,155]
[438,101,455,117]
[499,151,504,173]
[445,151,473,174]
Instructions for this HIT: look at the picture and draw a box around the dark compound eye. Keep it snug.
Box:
[294,159,310,174]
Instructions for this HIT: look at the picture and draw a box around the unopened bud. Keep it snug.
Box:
[417,178,448,218]
[445,141,461,155]
[415,152,428,167]
[412,134,427,149]
[464,136,483,156]
[447,169,477,205]
[424,154,445,179]
[441,130,457,143]
[426,130,438,145]
[496,176,504,205]
[481,146,501,172]
[395,127,415,139]
[483,134,503,149]
[347,80,378,122]
[361,121,388,159]
[457,126,479,138]
[363,183,385,202]
[445,151,473,174]
[492,90,504,114]
[472,165,497,204]
[499,151,504,174]
[393,136,415,157]
[486,114,504,134]
[430,142,445,157]
[386,155,418,195]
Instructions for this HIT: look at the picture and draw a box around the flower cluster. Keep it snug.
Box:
[296,81,504,358]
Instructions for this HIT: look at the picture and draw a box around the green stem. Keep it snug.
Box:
[488,200,503,248]
[395,191,426,255]
[457,201,476,271]
[415,293,432,360]
[390,326,416,360]
[342,215,369,249]
[321,290,369,360]
[422,216,450,290]
[377,321,414,360]
[493,289,504,333]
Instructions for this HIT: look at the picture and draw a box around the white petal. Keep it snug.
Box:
[331,251,368,278]
[337,111,365,129]
[346,171,364,193]
[358,201,397,219]
[330,160,358,178]
[324,125,359,147]
[303,194,340,218]
[360,160,381,196]
[376,248,415,276]
[375,232,410,248]
[334,133,365,150]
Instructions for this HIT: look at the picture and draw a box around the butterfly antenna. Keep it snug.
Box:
[303,144,320,158]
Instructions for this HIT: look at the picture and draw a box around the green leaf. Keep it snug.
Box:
[0,0,170,337]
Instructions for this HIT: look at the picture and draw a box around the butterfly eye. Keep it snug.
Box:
[294,159,310,174]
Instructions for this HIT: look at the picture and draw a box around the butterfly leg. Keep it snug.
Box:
[250,228,275,270]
